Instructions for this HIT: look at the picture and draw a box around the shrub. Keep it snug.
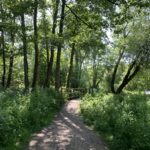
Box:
[0,88,64,150]
[80,92,150,150]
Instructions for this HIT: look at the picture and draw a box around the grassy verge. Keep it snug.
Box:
[0,88,64,150]
[80,92,150,150]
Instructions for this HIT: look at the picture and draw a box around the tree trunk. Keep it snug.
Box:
[46,37,49,66]
[74,49,80,88]
[111,50,141,94]
[6,33,15,88]
[111,50,124,94]
[67,43,75,88]
[44,0,59,88]
[1,30,6,88]
[92,53,97,89]
[21,14,29,90]
[55,0,66,91]
[32,0,39,89]
[0,2,6,88]
[92,74,97,89]
[116,65,140,94]
[43,11,49,66]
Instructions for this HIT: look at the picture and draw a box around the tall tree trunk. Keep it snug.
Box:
[44,0,59,88]
[67,43,75,88]
[92,53,97,89]
[21,14,29,90]
[43,10,49,66]
[55,0,66,91]
[1,30,6,88]
[74,49,80,88]
[32,0,39,89]
[111,50,124,94]
[6,33,15,88]
[1,3,6,88]
[45,37,49,66]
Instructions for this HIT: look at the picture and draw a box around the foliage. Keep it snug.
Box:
[0,88,64,150]
[0,0,150,149]
[80,92,150,150]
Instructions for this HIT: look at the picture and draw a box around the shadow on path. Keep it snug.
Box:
[27,100,108,150]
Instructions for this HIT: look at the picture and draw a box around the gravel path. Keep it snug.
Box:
[27,99,108,150]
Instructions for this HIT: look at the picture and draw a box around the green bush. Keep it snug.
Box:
[0,88,64,150]
[80,92,150,150]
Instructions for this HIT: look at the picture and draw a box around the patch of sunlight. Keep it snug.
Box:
[61,113,83,131]
[29,140,38,147]
[37,133,45,137]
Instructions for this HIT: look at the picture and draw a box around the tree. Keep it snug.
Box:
[6,17,16,88]
[21,13,30,90]
[0,3,6,88]
[32,0,39,89]
[55,0,66,91]
[44,0,60,88]
[110,7,150,94]
[67,43,75,88]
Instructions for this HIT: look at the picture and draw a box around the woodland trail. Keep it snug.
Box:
[27,99,108,150]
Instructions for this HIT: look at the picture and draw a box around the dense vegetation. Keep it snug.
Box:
[80,92,150,150]
[0,0,150,149]
[0,88,63,149]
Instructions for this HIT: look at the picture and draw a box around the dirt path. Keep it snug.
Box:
[27,100,108,150]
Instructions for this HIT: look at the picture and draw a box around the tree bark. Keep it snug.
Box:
[43,11,49,66]
[1,3,6,88]
[6,33,15,88]
[67,43,75,88]
[46,37,49,66]
[21,14,29,90]
[44,0,60,88]
[74,49,80,88]
[1,30,6,88]
[111,50,124,93]
[55,0,66,91]
[32,0,39,89]
[92,52,97,89]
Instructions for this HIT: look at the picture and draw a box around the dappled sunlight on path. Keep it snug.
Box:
[27,100,108,150]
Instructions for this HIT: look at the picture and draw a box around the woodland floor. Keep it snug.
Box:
[27,99,108,150]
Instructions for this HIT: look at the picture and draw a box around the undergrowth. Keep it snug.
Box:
[0,88,64,150]
[80,92,150,150]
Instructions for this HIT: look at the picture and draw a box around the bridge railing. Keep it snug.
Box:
[61,87,87,99]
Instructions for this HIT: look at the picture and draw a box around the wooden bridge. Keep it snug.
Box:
[61,88,87,99]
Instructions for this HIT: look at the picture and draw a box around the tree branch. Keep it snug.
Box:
[66,4,97,30]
